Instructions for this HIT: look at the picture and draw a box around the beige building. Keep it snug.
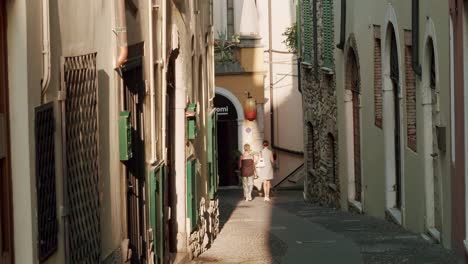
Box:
[1,0,216,263]
[213,0,304,188]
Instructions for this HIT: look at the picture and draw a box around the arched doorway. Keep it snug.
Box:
[214,93,239,186]
[345,47,362,204]
[383,20,403,220]
[423,36,442,240]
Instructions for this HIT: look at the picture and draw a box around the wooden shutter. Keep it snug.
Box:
[322,0,334,69]
[302,0,312,63]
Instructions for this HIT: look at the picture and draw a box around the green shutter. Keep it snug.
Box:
[187,103,197,140]
[302,0,312,63]
[186,159,197,231]
[118,111,132,160]
[150,165,166,264]
[296,0,302,57]
[323,0,334,70]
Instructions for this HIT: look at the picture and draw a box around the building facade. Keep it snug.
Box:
[213,0,304,189]
[0,0,217,263]
[299,0,454,250]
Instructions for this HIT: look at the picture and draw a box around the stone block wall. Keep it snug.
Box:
[188,197,220,258]
[301,0,340,209]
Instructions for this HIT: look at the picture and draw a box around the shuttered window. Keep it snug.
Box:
[322,0,334,70]
[296,0,302,57]
[302,0,312,63]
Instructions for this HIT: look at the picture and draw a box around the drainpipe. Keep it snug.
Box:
[160,0,167,162]
[148,0,157,164]
[268,0,304,156]
[411,0,421,76]
[336,0,346,50]
[41,0,51,102]
[115,0,128,68]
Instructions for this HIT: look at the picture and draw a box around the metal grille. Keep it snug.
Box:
[63,53,100,264]
[35,102,58,263]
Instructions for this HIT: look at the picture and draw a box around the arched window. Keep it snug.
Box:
[306,123,315,173]
[327,133,337,183]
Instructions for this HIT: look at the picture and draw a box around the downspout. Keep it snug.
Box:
[336,0,346,50]
[148,0,156,164]
[41,0,51,102]
[161,0,167,162]
[411,0,421,76]
[268,0,304,156]
[115,0,128,68]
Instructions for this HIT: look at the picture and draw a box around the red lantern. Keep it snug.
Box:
[244,93,257,121]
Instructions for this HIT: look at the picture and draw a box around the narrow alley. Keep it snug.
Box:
[192,189,460,264]
[3,0,468,263]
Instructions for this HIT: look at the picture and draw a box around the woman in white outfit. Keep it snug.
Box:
[256,140,275,201]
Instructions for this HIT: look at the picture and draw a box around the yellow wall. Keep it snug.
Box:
[216,73,265,104]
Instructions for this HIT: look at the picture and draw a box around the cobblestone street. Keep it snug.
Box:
[191,189,462,264]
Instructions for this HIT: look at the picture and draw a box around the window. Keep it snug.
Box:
[302,0,313,63]
[227,0,234,39]
[322,0,334,70]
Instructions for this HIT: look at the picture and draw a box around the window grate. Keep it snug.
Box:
[63,52,100,264]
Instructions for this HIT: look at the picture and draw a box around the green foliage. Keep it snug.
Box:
[282,23,298,53]
[214,31,236,63]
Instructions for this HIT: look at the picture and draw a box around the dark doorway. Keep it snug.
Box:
[122,57,147,264]
[214,94,239,186]
[166,53,177,254]
[0,1,14,262]
[390,28,402,209]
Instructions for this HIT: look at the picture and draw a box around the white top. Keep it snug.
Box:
[256,147,274,180]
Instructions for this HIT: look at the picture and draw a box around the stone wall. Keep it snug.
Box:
[188,197,220,258]
[301,0,340,208]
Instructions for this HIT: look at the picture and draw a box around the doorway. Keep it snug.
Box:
[0,1,14,262]
[424,39,443,238]
[384,23,403,219]
[345,48,362,204]
[122,58,147,264]
[214,94,239,186]
[166,54,177,254]
[389,28,402,210]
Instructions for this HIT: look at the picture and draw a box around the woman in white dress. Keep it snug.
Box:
[256,140,275,201]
